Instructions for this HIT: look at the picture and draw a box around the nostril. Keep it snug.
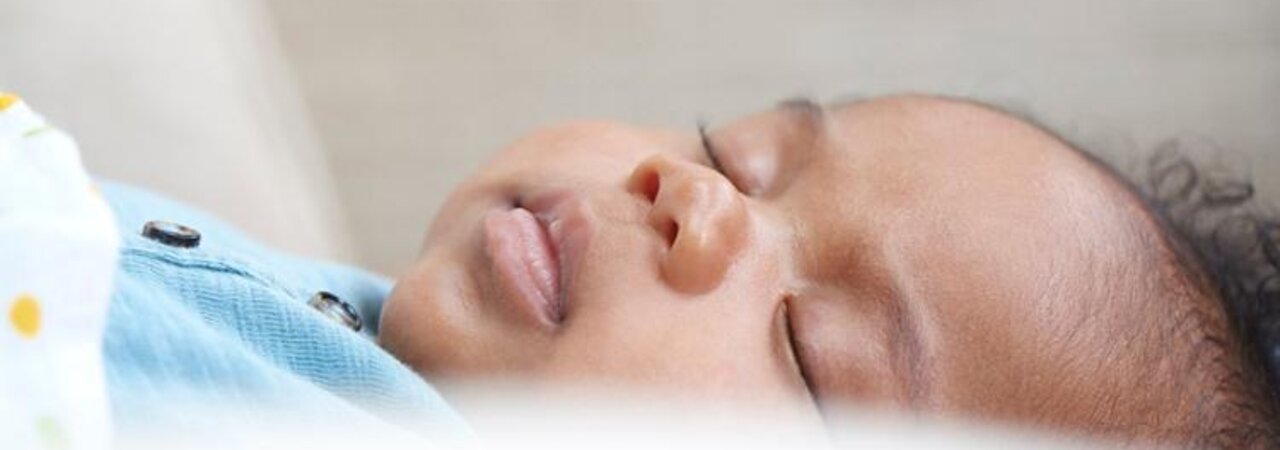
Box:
[629,159,682,249]
[628,169,661,204]
[659,220,678,248]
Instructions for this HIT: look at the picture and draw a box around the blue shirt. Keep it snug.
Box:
[99,181,469,444]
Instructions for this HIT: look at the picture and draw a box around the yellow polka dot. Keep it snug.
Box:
[36,416,69,450]
[0,92,18,111]
[9,294,41,339]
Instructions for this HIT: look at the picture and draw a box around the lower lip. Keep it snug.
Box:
[484,207,563,324]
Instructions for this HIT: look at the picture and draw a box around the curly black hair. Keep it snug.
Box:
[1131,145,1280,448]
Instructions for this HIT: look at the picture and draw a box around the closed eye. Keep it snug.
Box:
[779,299,819,406]
[697,122,732,179]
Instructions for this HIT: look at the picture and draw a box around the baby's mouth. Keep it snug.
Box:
[484,206,564,324]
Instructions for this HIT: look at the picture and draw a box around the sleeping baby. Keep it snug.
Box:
[379,95,1280,449]
[4,93,1276,449]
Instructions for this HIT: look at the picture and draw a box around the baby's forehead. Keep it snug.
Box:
[826,95,1069,151]
[798,95,1175,294]
[828,95,1147,209]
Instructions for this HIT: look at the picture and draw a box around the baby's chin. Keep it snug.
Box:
[377,260,447,372]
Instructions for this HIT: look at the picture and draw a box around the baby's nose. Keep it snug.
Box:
[627,154,749,294]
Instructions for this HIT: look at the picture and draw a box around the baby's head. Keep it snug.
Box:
[380,95,1278,447]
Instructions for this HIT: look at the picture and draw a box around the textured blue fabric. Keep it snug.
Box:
[99,181,470,444]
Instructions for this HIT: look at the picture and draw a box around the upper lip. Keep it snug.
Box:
[521,189,591,316]
[526,207,565,320]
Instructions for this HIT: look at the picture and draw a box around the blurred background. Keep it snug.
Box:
[2,0,1278,274]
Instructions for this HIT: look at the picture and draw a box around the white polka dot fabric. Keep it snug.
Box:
[0,93,119,450]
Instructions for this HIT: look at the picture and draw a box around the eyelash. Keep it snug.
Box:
[697,122,729,176]
[781,300,819,404]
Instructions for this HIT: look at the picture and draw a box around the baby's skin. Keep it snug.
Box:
[380,95,1253,447]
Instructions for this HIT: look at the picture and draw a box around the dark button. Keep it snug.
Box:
[142,220,201,248]
[308,291,362,332]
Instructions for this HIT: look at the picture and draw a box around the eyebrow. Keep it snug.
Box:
[775,98,830,133]
[888,290,934,407]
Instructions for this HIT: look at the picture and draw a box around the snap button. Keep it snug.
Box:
[308,291,362,332]
[142,220,201,248]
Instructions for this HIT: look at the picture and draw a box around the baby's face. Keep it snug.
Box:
[382,95,1206,439]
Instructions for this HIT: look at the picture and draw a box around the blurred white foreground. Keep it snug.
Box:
[115,382,1114,450]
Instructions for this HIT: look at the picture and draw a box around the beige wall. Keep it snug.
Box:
[0,0,352,260]
[4,1,1277,274]
[267,0,1280,274]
